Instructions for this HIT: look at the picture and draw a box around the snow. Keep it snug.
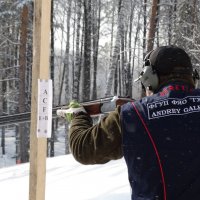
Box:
[0,154,131,200]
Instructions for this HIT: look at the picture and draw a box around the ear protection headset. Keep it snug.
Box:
[135,50,159,91]
[135,48,200,91]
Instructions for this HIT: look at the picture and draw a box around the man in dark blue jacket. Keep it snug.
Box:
[58,46,200,200]
[122,46,200,200]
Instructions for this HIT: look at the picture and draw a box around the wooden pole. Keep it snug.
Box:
[29,0,51,200]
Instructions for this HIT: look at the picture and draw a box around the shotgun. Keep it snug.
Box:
[0,96,134,126]
[56,96,134,117]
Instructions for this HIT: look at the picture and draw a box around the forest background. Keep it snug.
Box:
[0,0,200,167]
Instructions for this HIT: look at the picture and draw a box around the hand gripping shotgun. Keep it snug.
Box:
[56,96,135,117]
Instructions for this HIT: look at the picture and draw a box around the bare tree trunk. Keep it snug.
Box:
[72,0,77,93]
[143,0,147,58]
[19,5,28,114]
[126,0,135,97]
[120,9,125,96]
[147,0,159,52]
[171,0,177,45]
[64,0,72,103]
[109,0,115,68]
[82,0,92,101]
[49,0,55,157]
[105,0,124,96]
[50,0,55,101]
[118,57,121,95]
[18,5,29,163]
[168,3,173,44]
[26,2,34,112]
[1,128,5,155]
[114,62,118,95]
[92,0,101,100]
[73,0,82,100]
[155,0,160,47]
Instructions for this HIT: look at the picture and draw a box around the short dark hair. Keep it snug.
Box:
[159,72,195,89]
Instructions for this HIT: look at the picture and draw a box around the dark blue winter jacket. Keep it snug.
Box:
[121,82,200,200]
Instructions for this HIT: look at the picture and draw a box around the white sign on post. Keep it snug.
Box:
[37,79,53,138]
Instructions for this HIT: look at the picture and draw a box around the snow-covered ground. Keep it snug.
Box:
[0,122,67,168]
[0,154,131,200]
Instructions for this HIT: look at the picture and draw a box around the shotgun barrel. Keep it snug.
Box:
[57,96,134,117]
[0,96,134,126]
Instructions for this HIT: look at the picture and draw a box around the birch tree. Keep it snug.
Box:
[91,0,101,100]
[105,0,125,96]
[73,0,82,100]
[143,0,147,58]
[82,0,92,101]
[64,0,72,103]
[49,0,55,158]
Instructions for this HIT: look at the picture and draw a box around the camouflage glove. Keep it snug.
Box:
[56,101,86,122]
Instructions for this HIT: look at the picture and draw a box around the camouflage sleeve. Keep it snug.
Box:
[68,106,123,165]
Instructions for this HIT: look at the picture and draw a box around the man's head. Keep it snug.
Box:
[135,45,198,94]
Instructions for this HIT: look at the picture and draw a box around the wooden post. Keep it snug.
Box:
[29,0,51,200]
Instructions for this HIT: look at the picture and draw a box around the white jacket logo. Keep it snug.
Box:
[147,96,200,119]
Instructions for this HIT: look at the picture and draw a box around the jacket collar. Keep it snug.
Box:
[157,82,194,96]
